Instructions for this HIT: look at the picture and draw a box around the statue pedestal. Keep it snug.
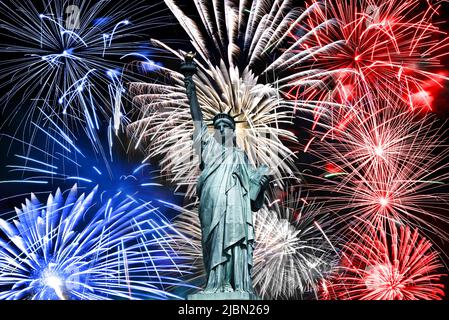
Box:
[187,291,259,300]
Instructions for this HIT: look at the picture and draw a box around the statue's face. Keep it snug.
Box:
[214,121,235,145]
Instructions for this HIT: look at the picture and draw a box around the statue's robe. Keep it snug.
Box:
[194,124,264,292]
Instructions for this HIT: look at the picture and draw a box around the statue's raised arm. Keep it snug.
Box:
[180,52,203,139]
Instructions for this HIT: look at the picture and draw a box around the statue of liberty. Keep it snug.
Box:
[180,52,270,300]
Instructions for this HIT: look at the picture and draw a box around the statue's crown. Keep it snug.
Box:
[212,112,236,130]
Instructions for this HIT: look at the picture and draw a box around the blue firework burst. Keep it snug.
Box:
[0,109,179,216]
[0,184,194,300]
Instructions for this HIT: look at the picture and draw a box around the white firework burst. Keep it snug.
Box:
[253,193,336,299]
[128,0,342,197]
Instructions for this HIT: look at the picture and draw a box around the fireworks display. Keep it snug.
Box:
[0,110,172,210]
[322,220,446,300]
[302,97,449,246]
[289,0,449,112]
[0,184,192,300]
[1,0,449,301]
[252,196,336,299]
[0,0,167,146]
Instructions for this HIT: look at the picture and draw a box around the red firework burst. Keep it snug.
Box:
[303,97,449,241]
[290,0,449,112]
[323,220,446,300]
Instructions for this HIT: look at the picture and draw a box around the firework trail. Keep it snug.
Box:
[0,184,194,300]
[301,97,449,243]
[289,0,449,115]
[0,0,167,146]
[128,0,343,197]
[161,190,336,300]
[322,220,446,300]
